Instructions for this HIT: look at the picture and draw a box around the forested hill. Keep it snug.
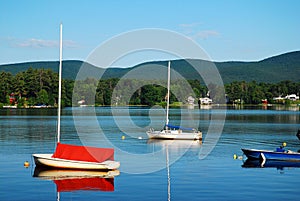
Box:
[1,51,299,83]
[215,51,300,83]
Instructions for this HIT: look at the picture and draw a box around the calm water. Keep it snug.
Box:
[1,106,300,201]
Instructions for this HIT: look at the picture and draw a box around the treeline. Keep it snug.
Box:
[0,68,73,107]
[0,68,299,107]
[226,80,300,104]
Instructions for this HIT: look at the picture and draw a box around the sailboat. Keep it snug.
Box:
[146,61,202,140]
[32,24,120,170]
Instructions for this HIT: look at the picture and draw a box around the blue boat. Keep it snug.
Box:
[242,148,300,161]
[242,131,300,162]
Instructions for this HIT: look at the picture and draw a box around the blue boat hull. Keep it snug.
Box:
[242,148,300,161]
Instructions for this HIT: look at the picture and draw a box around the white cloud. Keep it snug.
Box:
[179,22,202,35]
[63,40,80,48]
[194,30,220,39]
[5,37,80,48]
[178,23,220,40]
[17,38,58,48]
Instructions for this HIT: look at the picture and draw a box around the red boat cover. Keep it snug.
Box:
[54,178,114,192]
[52,143,114,163]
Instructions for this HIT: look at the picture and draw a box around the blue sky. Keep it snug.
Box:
[0,0,299,66]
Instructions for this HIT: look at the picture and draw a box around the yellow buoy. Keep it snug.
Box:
[24,161,30,167]
[122,135,125,140]
[233,154,243,160]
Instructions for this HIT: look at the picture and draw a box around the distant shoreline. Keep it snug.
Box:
[1,103,299,109]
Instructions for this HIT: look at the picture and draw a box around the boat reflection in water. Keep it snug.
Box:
[147,139,202,201]
[33,167,119,199]
[242,159,300,170]
[147,139,202,150]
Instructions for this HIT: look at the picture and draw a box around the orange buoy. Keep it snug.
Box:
[24,161,30,167]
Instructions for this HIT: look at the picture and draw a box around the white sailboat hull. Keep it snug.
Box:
[33,154,120,170]
[146,130,202,140]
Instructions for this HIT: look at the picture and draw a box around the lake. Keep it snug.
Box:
[0,106,300,201]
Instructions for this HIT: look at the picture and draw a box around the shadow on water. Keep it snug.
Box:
[242,159,300,174]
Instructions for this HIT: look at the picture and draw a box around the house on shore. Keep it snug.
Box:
[273,94,299,103]
[199,97,213,105]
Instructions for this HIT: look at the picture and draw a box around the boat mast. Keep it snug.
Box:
[57,23,63,143]
[166,61,171,128]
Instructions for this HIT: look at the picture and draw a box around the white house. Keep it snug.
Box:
[199,97,213,105]
[273,94,299,102]
[187,96,195,105]
[77,100,85,105]
[285,94,299,101]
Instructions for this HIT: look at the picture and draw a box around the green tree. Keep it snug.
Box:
[37,89,49,105]
[0,72,14,103]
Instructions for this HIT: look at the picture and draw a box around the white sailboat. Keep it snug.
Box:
[146,61,202,140]
[32,24,120,170]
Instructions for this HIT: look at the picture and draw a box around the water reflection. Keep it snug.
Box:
[271,105,299,111]
[147,139,202,151]
[147,140,201,201]
[242,159,300,170]
[33,167,119,200]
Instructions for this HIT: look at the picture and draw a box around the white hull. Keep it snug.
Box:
[146,130,202,140]
[33,154,120,170]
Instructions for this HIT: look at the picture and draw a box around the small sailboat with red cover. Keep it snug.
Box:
[32,24,120,170]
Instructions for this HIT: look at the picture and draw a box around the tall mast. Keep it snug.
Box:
[57,23,63,143]
[166,61,171,127]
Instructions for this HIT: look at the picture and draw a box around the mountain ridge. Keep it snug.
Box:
[1,51,299,83]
